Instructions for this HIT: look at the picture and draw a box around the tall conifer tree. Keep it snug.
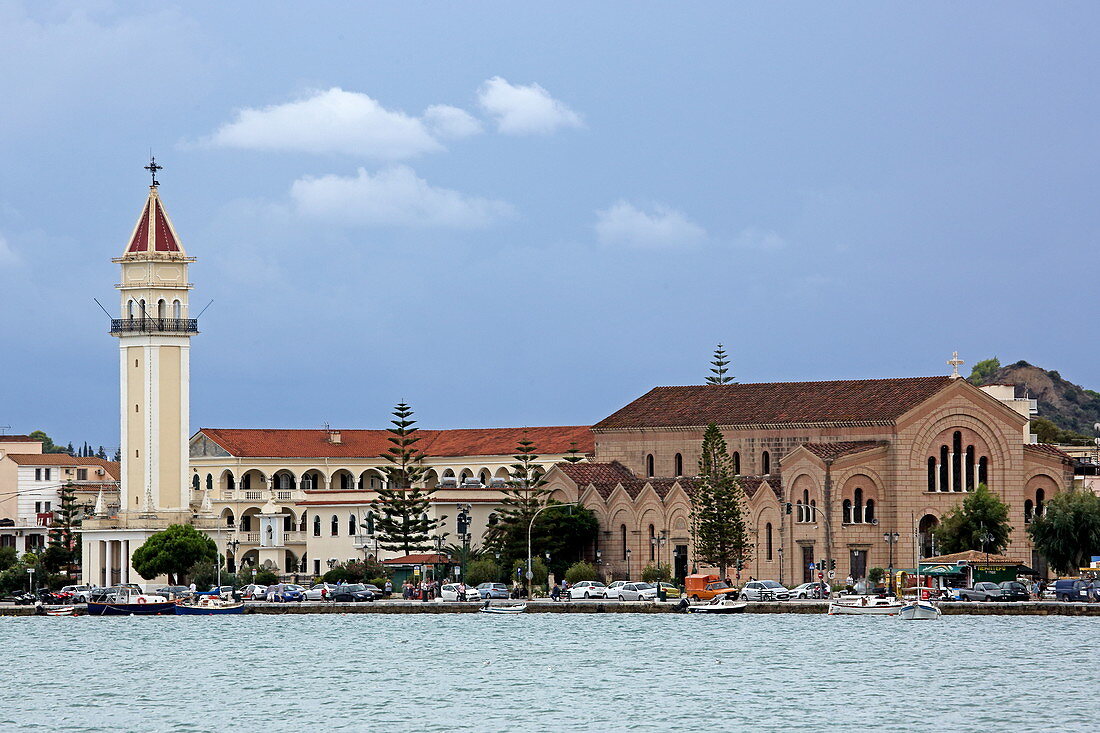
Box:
[690,424,752,578]
[484,433,552,560]
[370,402,445,555]
[706,344,735,384]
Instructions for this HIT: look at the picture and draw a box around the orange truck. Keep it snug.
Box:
[685,573,737,601]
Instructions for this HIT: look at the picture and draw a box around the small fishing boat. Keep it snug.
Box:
[828,595,904,616]
[45,606,76,616]
[87,587,176,616]
[898,600,942,620]
[479,602,527,614]
[175,595,244,615]
[688,598,747,614]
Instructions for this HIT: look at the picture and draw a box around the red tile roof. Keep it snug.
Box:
[199,426,593,459]
[0,435,42,443]
[740,474,783,500]
[1024,443,1074,462]
[593,376,953,430]
[556,461,698,500]
[383,553,449,565]
[4,454,119,476]
[802,441,887,461]
[125,188,181,255]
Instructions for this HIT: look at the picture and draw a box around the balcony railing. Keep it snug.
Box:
[110,317,198,335]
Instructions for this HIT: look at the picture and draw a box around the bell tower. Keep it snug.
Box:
[111,158,196,514]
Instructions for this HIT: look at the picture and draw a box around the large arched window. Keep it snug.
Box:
[127,300,135,319]
[673,453,683,477]
[766,522,773,561]
[1024,499,1034,524]
[330,515,339,536]
[241,514,252,532]
[732,452,741,475]
[172,299,181,319]
[192,475,200,491]
[1035,488,1045,517]
[842,499,853,524]
[620,524,628,559]
[979,456,989,487]
[645,454,654,478]
[648,524,655,560]
[349,514,357,535]
[965,445,975,491]
[313,515,321,537]
[206,474,213,491]
[157,299,166,319]
[300,512,307,532]
[864,499,875,524]
[762,451,771,475]
[939,445,949,491]
[927,457,937,492]
[952,431,963,491]
[853,488,863,524]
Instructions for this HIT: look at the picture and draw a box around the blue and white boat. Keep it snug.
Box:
[87,587,176,616]
[174,596,244,615]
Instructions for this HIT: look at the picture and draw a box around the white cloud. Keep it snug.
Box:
[595,201,706,248]
[422,104,482,140]
[732,227,787,250]
[207,88,446,159]
[290,166,514,229]
[0,234,18,265]
[477,77,583,135]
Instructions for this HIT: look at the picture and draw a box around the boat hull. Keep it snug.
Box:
[898,602,941,620]
[86,601,177,616]
[688,601,747,614]
[479,604,527,614]
[828,602,903,616]
[175,603,244,615]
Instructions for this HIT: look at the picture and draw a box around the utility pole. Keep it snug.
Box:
[822,457,835,596]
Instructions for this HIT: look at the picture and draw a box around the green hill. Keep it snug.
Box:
[968,358,1100,445]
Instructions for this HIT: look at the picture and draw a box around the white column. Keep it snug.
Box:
[947,454,955,492]
[122,540,129,584]
[104,540,113,587]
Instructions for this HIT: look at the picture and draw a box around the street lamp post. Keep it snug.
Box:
[979,523,995,579]
[527,503,577,599]
[625,549,632,581]
[883,532,900,593]
[27,567,34,594]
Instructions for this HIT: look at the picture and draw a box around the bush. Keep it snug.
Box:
[564,561,599,584]
[235,568,278,587]
[465,558,500,586]
[641,563,672,584]
[867,567,885,584]
[0,547,18,572]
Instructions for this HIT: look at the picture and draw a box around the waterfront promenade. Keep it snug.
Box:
[4,599,1100,616]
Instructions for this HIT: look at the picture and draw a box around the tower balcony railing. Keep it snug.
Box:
[110,317,198,335]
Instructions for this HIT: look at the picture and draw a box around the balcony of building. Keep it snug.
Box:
[110,317,198,335]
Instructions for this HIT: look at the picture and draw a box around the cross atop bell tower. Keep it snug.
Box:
[144,155,162,187]
[948,351,965,379]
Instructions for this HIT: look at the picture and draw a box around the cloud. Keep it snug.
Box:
[595,201,706,248]
[732,227,787,250]
[290,166,514,229]
[477,77,583,135]
[0,234,18,265]
[206,88,452,159]
[422,104,482,140]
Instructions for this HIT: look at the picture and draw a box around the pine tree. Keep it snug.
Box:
[370,403,445,555]
[706,343,735,385]
[562,441,585,464]
[484,433,554,568]
[96,446,107,460]
[690,424,752,578]
[113,447,121,462]
[47,483,82,580]
[65,442,75,456]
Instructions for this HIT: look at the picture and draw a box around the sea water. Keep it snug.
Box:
[0,613,1092,732]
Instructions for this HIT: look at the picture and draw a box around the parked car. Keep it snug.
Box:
[198,585,236,597]
[685,575,737,602]
[958,582,1008,602]
[439,584,479,601]
[656,583,681,599]
[997,581,1030,602]
[88,586,119,603]
[304,583,337,601]
[568,581,608,599]
[279,584,307,602]
[364,584,385,598]
[60,585,91,602]
[739,580,791,601]
[476,583,510,600]
[609,582,658,601]
[605,581,629,598]
[153,585,191,600]
[787,583,821,599]
[1054,578,1090,602]
[238,584,267,600]
[330,583,374,602]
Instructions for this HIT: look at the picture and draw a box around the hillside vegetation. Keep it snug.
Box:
[968,358,1100,445]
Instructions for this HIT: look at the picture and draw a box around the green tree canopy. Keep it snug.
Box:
[690,424,752,578]
[1030,417,1093,446]
[28,430,68,454]
[706,343,735,384]
[933,484,1013,555]
[131,524,217,583]
[641,562,673,583]
[464,558,501,586]
[0,546,18,572]
[1027,489,1100,574]
[564,561,599,584]
[371,402,446,555]
[967,357,1001,386]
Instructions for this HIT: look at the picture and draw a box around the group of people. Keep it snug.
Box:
[401,579,446,601]
[549,579,575,601]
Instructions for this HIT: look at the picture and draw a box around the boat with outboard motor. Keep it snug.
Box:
[175,595,244,615]
[87,587,176,616]
[687,597,747,614]
[479,601,527,614]
[828,595,904,616]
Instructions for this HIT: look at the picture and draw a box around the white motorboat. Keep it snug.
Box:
[687,598,747,614]
[828,595,904,616]
[479,603,527,614]
[898,600,942,620]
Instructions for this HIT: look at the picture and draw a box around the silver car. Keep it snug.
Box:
[609,582,658,601]
[739,580,791,601]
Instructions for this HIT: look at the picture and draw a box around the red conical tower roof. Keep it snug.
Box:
[122,186,186,258]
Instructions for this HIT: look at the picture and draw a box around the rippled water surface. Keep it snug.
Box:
[0,612,1092,732]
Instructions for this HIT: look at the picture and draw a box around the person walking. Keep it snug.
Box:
[384,579,393,597]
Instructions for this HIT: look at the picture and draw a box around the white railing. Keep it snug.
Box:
[353,534,377,549]
[244,491,265,501]
[283,531,305,544]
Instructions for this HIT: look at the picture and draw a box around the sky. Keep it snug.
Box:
[2,2,1098,450]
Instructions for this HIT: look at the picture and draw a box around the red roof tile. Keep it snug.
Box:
[556,461,698,500]
[199,426,593,459]
[5,454,119,476]
[1024,443,1074,462]
[593,377,953,430]
[801,441,887,461]
[383,553,448,565]
[124,188,182,256]
[0,435,43,442]
[740,474,783,500]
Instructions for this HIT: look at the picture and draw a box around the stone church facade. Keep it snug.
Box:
[544,375,1073,585]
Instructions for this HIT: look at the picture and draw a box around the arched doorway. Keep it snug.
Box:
[918,514,939,559]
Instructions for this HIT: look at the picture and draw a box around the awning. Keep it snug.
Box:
[917,564,968,576]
